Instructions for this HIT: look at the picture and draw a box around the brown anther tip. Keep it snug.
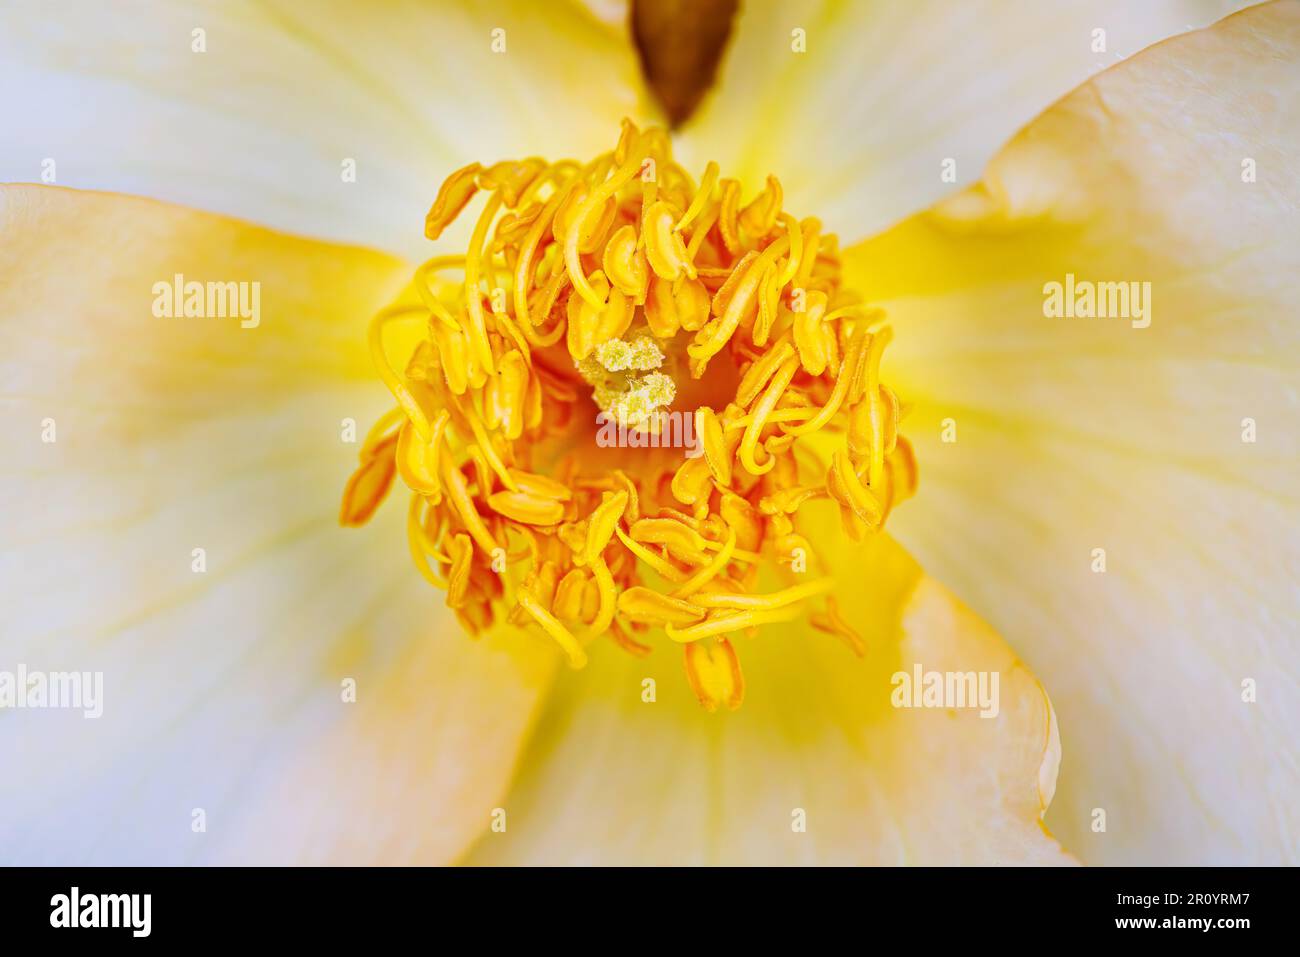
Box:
[631,0,738,127]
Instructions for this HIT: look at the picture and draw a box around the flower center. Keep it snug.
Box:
[340,120,917,711]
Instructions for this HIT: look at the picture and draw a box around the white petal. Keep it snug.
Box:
[678,0,1253,243]
[844,2,1300,863]
[466,533,1071,865]
[0,0,651,260]
[0,185,556,863]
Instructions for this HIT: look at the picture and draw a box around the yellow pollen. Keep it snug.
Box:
[343,121,917,710]
[576,335,677,432]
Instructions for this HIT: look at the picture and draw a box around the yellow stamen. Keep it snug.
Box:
[614,524,688,582]
[368,307,433,439]
[602,223,650,301]
[684,202,719,266]
[441,459,499,555]
[567,143,647,308]
[446,533,474,608]
[425,162,481,240]
[630,517,710,565]
[508,468,573,502]
[672,528,736,598]
[339,430,398,527]
[683,637,745,712]
[618,586,707,626]
[581,491,628,566]
[675,161,718,232]
[827,450,884,529]
[464,191,503,375]
[517,589,588,669]
[792,290,831,376]
[644,200,695,281]
[783,326,865,437]
[487,490,565,526]
[739,175,783,237]
[406,493,448,589]
[461,403,518,492]
[862,326,893,489]
[717,178,742,254]
[738,355,799,475]
[552,568,589,620]
[666,605,802,643]
[688,578,833,611]
[609,620,653,657]
[585,555,617,636]
[810,596,867,657]
[415,256,470,330]
[735,338,796,408]
[342,122,915,710]
[689,238,788,365]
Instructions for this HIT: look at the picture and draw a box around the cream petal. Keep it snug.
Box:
[465,531,1071,866]
[0,184,556,864]
[0,0,651,260]
[677,0,1253,242]
[844,2,1300,863]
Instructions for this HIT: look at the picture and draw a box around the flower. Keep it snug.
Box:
[0,0,1294,866]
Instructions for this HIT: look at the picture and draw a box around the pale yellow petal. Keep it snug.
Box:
[465,530,1071,866]
[0,184,556,864]
[679,0,1253,242]
[844,2,1300,863]
[0,0,652,259]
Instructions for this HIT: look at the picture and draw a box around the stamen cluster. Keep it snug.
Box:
[341,121,916,710]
